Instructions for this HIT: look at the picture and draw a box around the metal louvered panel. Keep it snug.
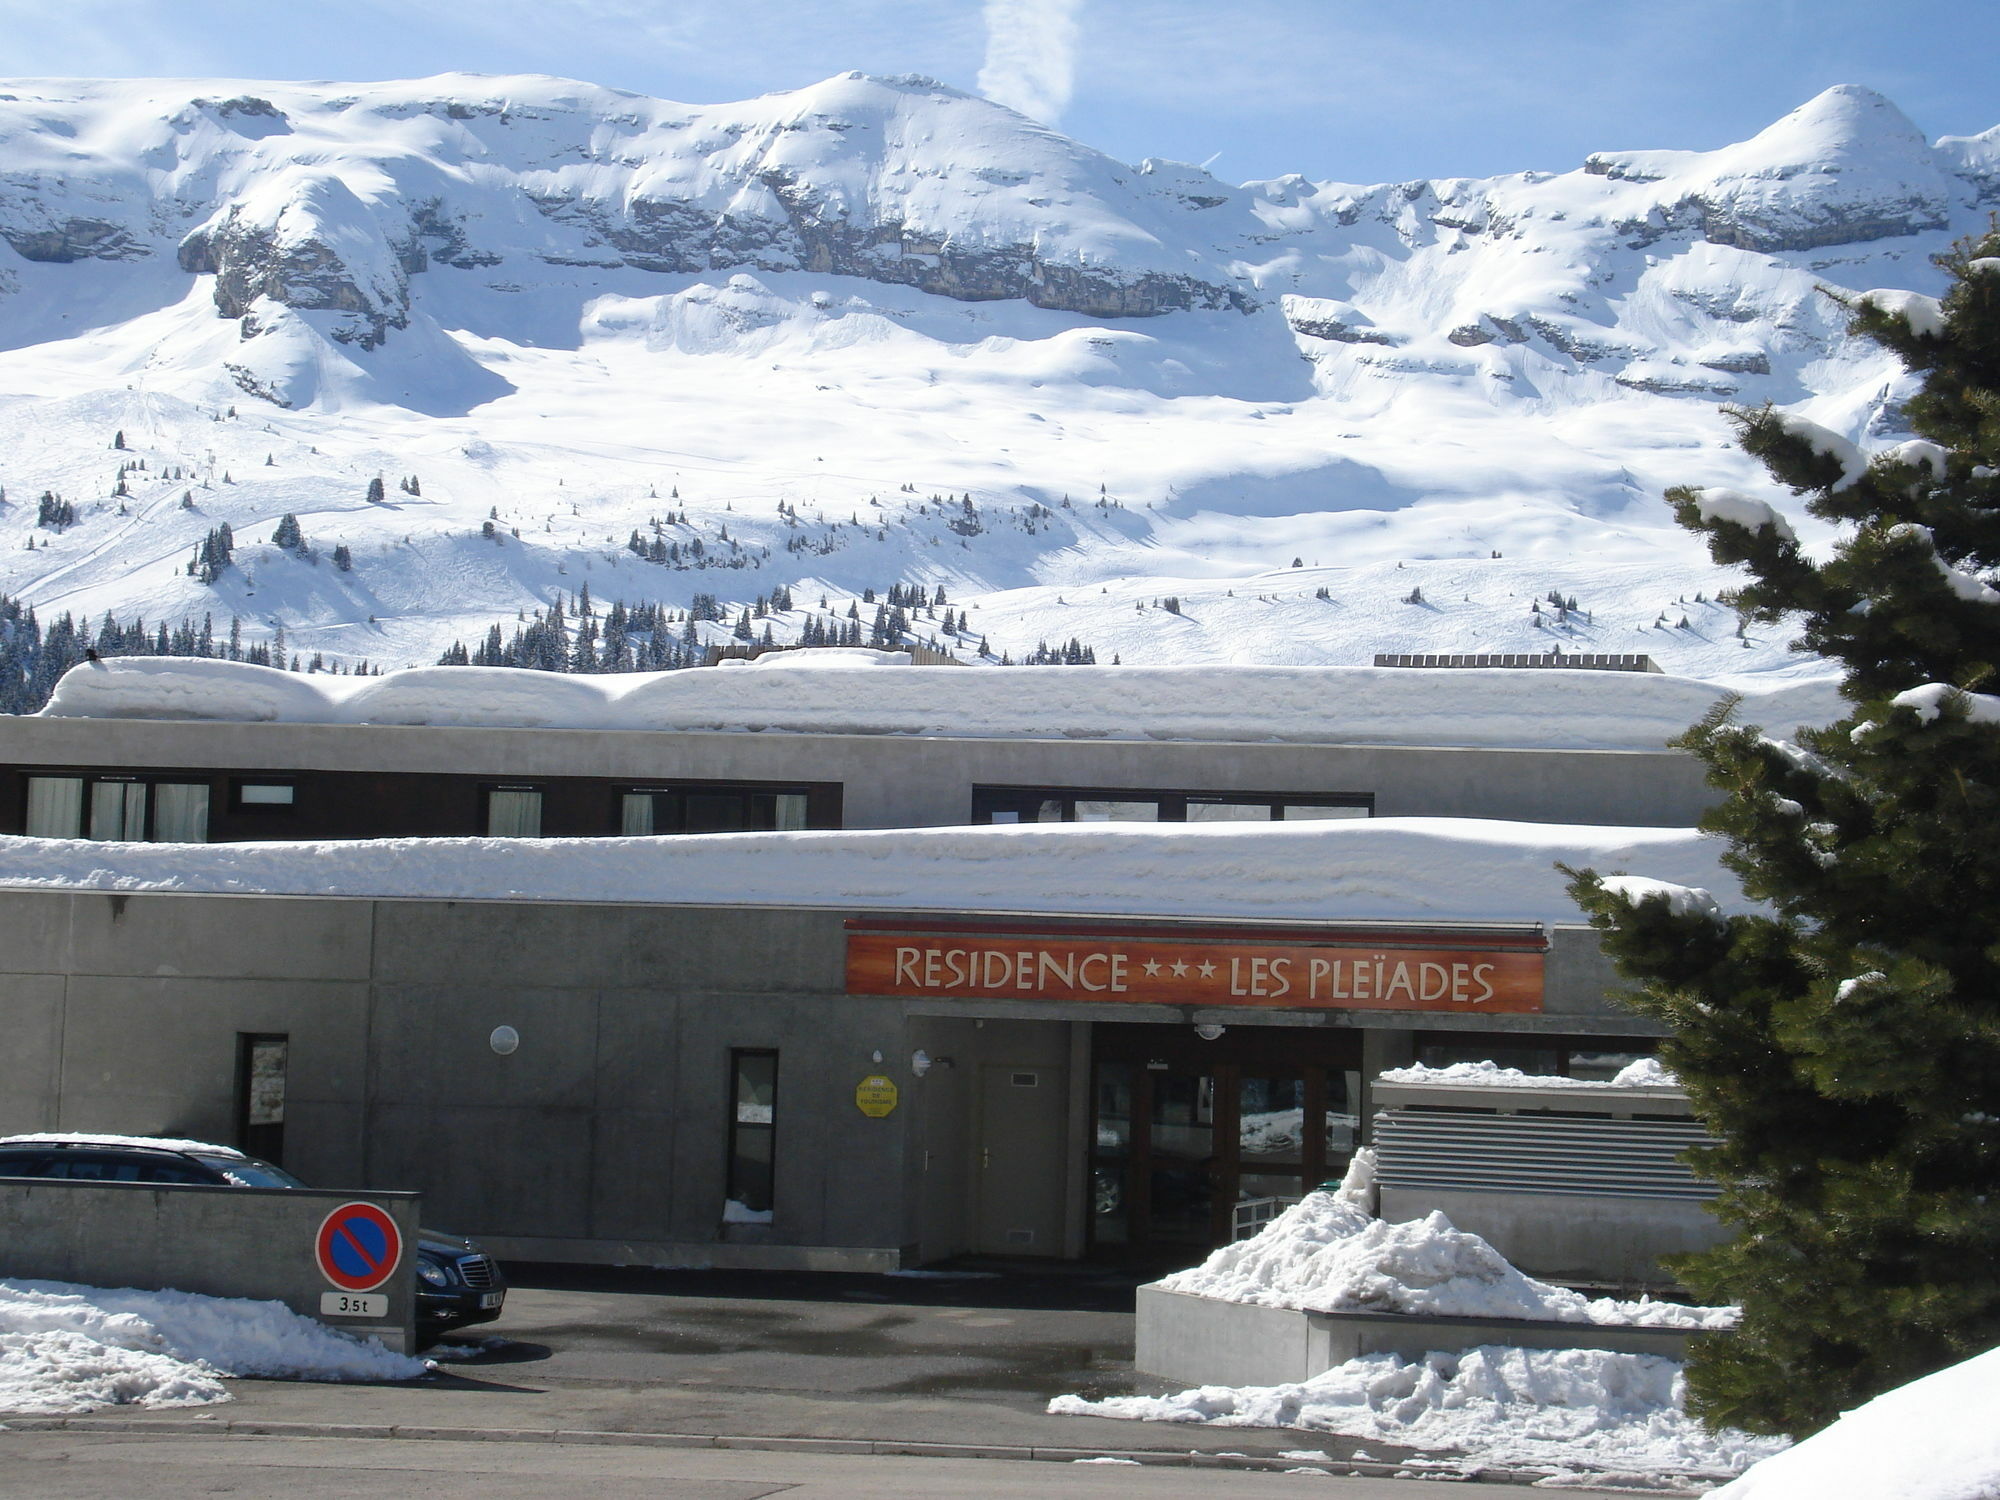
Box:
[1373,1109,1719,1201]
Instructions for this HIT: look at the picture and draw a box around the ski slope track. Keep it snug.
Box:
[0,73,1994,677]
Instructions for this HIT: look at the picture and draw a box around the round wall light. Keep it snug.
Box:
[1194,1023,1227,1042]
[489,1025,521,1056]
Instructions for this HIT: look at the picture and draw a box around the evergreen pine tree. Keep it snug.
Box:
[1567,232,2000,1437]
[366,476,386,504]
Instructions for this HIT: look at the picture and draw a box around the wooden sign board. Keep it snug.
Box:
[846,931,1542,1013]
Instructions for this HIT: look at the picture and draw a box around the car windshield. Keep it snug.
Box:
[195,1155,307,1188]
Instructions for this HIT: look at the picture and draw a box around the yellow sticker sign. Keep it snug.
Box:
[855,1074,899,1118]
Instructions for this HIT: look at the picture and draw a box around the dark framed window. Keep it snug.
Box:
[726,1049,778,1223]
[484,785,544,837]
[236,1033,289,1166]
[231,780,298,813]
[617,786,811,836]
[972,786,1372,825]
[23,773,209,842]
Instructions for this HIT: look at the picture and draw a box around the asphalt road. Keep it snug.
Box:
[0,1432,1540,1499]
[0,1261,1615,1494]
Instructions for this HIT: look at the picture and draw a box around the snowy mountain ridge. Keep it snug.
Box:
[0,74,1993,680]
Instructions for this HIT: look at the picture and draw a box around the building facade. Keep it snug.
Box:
[0,658,1769,1271]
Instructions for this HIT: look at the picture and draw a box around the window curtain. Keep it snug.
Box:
[487,790,542,837]
[24,777,84,838]
[152,783,210,843]
[620,793,655,836]
[89,781,147,841]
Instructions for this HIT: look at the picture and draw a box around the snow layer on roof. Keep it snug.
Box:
[0,1133,245,1159]
[1708,1343,2000,1500]
[1376,1058,1678,1089]
[37,656,1847,752]
[0,817,1734,925]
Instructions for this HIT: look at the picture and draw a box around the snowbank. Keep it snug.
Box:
[1376,1058,1678,1089]
[0,1278,427,1415]
[1707,1344,2000,1500]
[1050,1345,1786,1481]
[38,657,1846,753]
[0,816,1738,927]
[1153,1179,1733,1329]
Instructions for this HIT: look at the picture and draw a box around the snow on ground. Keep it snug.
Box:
[39,654,1847,751]
[1706,1344,2000,1500]
[1377,1058,1680,1089]
[0,816,1737,927]
[1051,1345,1784,1483]
[1152,1161,1733,1328]
[1053,1158,1768,1484]
[0,1278,427,1415]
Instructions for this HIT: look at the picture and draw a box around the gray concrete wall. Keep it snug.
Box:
[0,886,1665,1268]
[1135,1286,1710,1386]
[1379,1187,1728,1288]
[0,890,921,1269]
[0,715,1711,830]
[0,1178,421,1353]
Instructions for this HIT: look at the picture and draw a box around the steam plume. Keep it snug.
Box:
[977,0,1083,127]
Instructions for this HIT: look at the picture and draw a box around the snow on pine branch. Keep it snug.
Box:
[1693,487,1799,542]
[1884,524,2000,604]
[1768,412,1868,492]
[1595,875,1725,923]
[1854,287,1946,339]
[1889,683,2000,725]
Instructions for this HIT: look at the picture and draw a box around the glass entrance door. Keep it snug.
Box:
[1088,1023,1362,1259]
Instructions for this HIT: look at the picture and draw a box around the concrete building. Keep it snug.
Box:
[0,657,1823,1273]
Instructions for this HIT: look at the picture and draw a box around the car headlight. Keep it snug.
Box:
[418,1259,451,1288]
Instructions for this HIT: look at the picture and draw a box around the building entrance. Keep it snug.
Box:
[1087,1022,1363,1260]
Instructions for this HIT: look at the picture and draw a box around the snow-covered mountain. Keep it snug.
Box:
[0,73,1993,678]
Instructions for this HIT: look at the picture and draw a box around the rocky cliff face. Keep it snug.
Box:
[0,73,1993,413]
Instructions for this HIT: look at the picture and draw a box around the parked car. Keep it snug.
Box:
[0,1133,505,1344]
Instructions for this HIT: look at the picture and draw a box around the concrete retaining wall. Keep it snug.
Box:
[1134,1285,1712,1388]
[0,1178,421,1354]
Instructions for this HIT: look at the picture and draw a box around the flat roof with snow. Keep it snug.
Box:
[35,655,1844,753]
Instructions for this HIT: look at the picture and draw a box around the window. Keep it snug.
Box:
[485,787,543,837]
[726,1049,778,1224]
[24,776,84,838]
[90,779,147,840]
[26,776,210,842]
[973,787,1371,824]
[618,787,811,836]
[152,783,210,843]
[236,1033,289,1166]
[234,782,296,808]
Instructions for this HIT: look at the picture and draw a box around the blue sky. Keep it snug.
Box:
[1,1,1993,185]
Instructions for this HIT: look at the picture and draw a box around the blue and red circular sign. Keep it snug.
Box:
[315,1202,403,1292]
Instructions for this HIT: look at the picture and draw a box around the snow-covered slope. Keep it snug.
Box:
[0,74,1990,678]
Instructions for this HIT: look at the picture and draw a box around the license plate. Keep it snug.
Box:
[479,1292,504,1310]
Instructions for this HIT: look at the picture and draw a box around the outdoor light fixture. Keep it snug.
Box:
[489,1025,520,1055]
[1195,1023,1227,1041]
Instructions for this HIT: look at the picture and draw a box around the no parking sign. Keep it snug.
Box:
[315,1201,404,1295]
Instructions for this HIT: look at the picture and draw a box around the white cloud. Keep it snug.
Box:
[976,0,1081,126]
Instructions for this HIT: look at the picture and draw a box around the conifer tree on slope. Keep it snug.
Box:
[1567,231,2000,1437]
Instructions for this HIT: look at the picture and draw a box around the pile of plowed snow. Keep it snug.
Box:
[0,1278,427,1415]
